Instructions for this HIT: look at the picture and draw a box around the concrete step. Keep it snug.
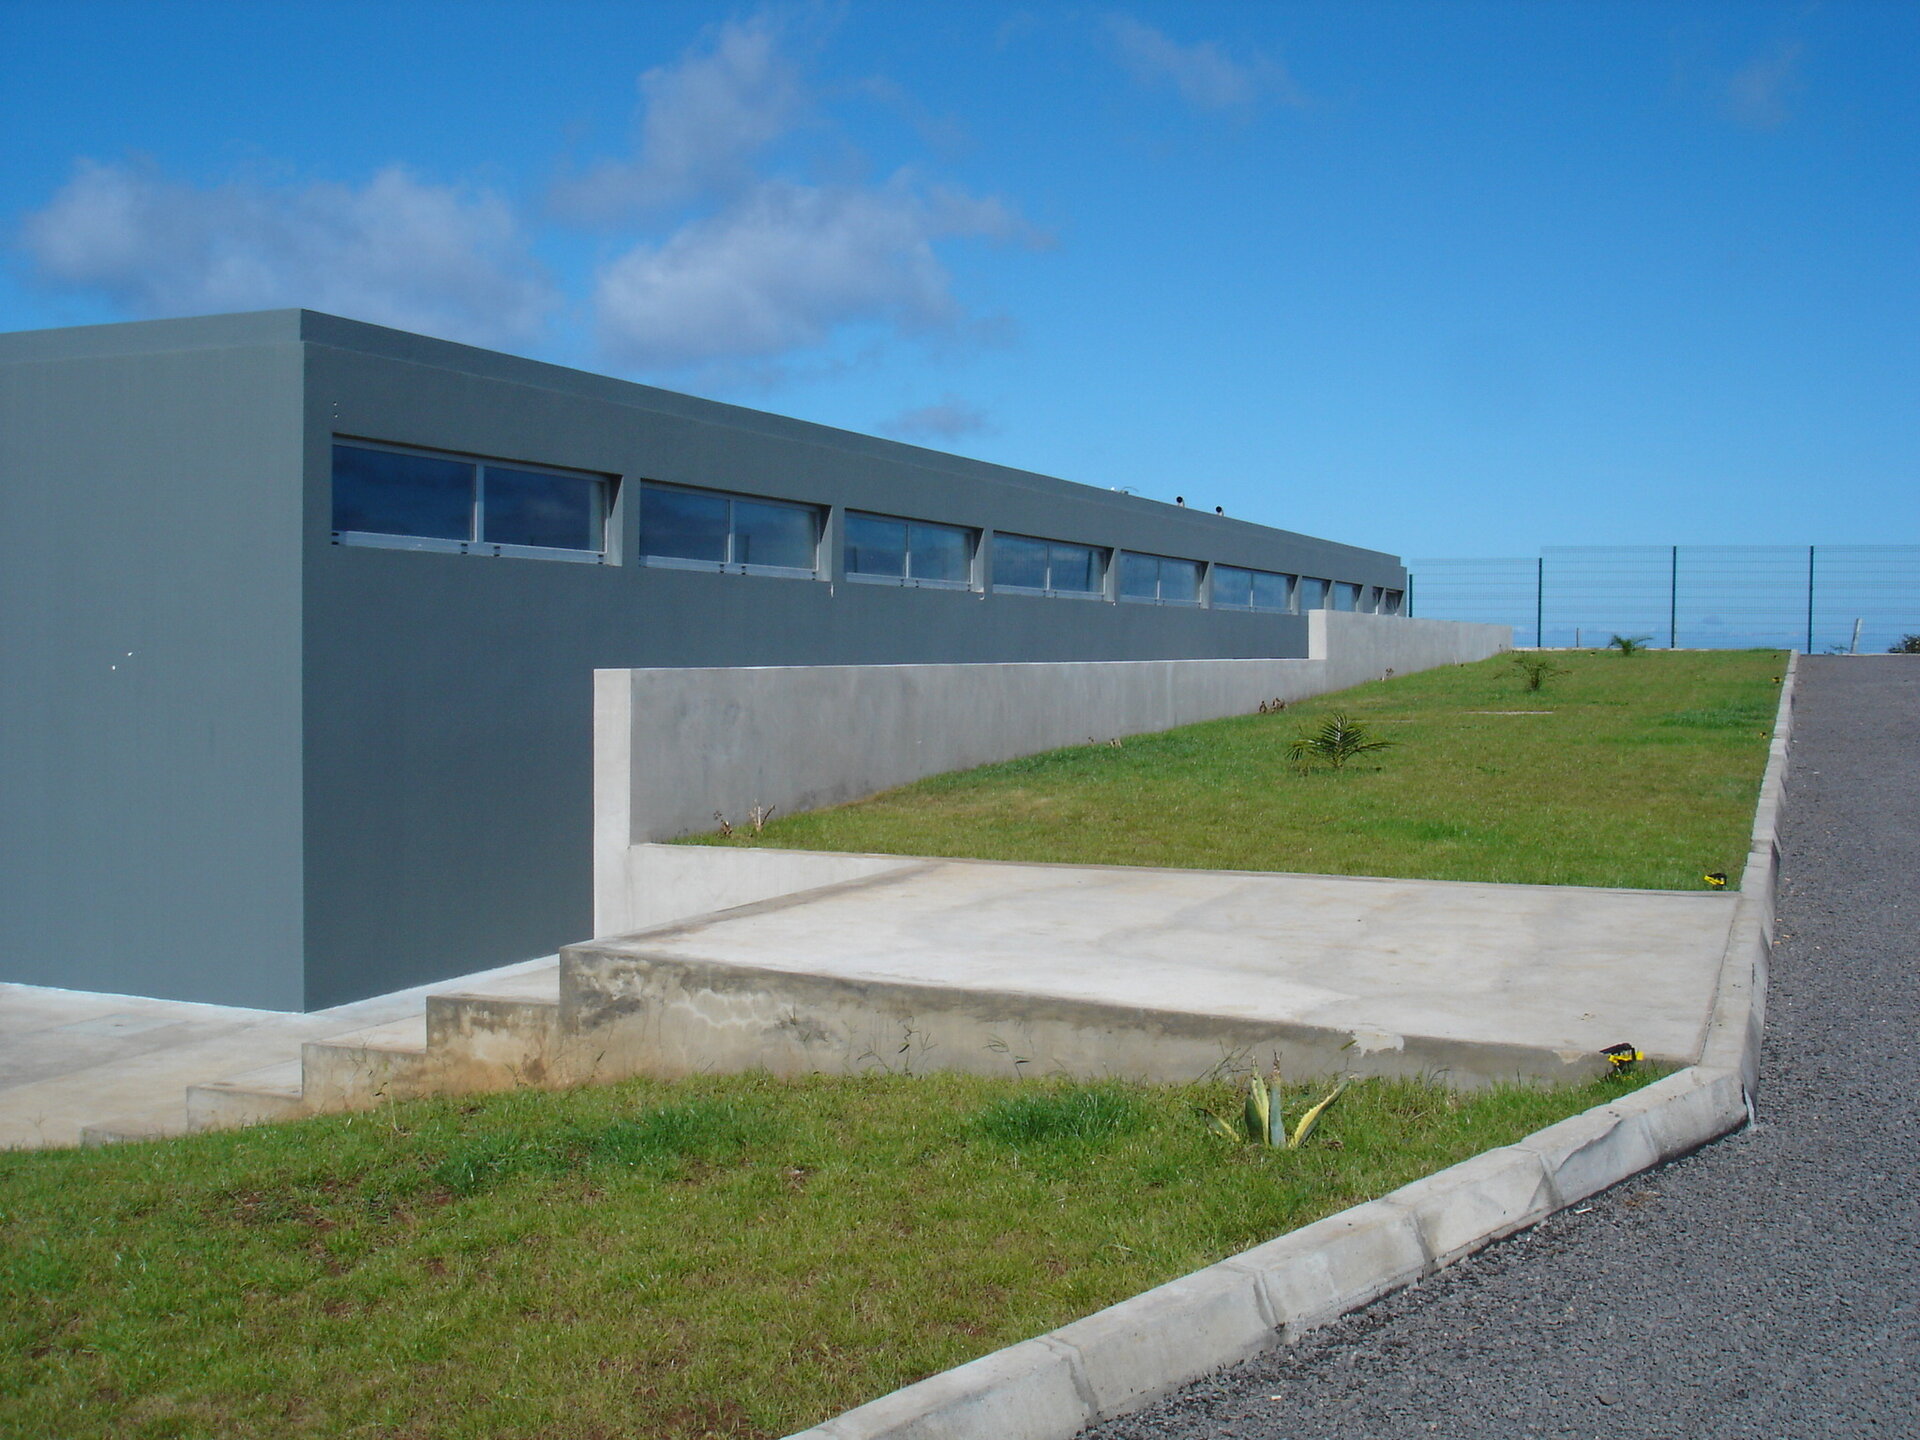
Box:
[35,955,570,1146]
[186,1060,308,1130]
[300,1015,431,1110]
[85,960,575,1140]
[449,960,563,1002]
[426,992,566,1089]
[78,1108,191,1146]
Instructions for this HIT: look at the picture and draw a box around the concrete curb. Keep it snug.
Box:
[784,653,1797,1440]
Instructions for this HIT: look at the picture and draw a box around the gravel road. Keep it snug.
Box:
[1091,655,1920,1440]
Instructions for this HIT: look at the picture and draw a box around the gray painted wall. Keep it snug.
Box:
[3,309,1413,1010]
[0,338,309,1009]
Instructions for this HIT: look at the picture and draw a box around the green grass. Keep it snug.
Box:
[685,649,1785,890]
[1,1068,1657,1439]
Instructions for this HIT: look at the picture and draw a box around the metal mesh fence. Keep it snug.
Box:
[1408,545,1920,653]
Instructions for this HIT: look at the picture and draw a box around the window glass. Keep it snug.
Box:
[1382,588,1405,615]
[1160,558,1202,604]
[1214,566,1255,608]
[1298,577,1330,610]
[1122,552,1200,603]
[992,535,1049,590]
[640,487,728,563]
[1049,542,1102,594]
[1253,571,1293,612]
[484,467,602,552]
[908,523,972,584]
[332,445,473,540]
[1119,552,1160,600]
[1334,582,1362,611]
[733,499,816,570]
[846,514,908,578]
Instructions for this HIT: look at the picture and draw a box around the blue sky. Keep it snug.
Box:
[3,1,1914,559]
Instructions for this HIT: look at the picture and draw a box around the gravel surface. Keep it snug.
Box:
[1091,656,1920,1440]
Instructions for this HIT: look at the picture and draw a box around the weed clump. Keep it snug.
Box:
[973,1084,1148,1147]
[433,1098,775,1195]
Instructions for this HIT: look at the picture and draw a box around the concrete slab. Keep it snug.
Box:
[5,856,1735,1145]
[0,954,558,1149]
[583,858,1733,1081]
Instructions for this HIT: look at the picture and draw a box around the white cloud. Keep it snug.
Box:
[1105,15,1303,113]
[18,12,1037,379]
[562,11,1035,376]
[881,395,995,441]
[19,159,554,346]
[1726,41,1803,130]
[551,13,807,221]
[594,175,1024,370]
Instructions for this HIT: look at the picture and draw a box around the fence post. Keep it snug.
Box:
[1535,556,1544,648]
[1806,545,1815,654]
[1669,545,1678,649]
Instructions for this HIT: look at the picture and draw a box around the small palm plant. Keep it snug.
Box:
[1287,712,1395,773]
[1511,655,1568,692]
[1608,634,1654,657]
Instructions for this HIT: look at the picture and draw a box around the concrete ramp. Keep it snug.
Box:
[565,859,1734,1088]
[8,857,1736,1145]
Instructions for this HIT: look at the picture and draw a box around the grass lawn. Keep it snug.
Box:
[0,1068,1657,1439]
[684,648,1786,890]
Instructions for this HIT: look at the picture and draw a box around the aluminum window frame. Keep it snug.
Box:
[843,510,979,591]
[989,533,1110,601]
[637,481,822,580]
[1118,551,1204,607]
[1211,565,1298,614]
[330,439,614,566]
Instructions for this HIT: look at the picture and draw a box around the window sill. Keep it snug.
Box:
[333,532,607,564]
[641,554,820,580]
[992,585,1107,601]
[845,572,975,591]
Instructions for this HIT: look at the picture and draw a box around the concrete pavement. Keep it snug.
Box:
[572,857,1734,1087]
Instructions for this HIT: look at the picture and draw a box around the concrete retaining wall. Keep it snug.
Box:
[594,611,1508,934]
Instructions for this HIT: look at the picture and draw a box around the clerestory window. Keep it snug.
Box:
[1118,552,1203,606]
[845,513,976,589]
[990,534,1107,598]
[331,442,612,562]
[1212,566,1296,613]
[638,483,820,578]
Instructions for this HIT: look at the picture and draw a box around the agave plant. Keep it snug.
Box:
[1203,1074,1347,1149]
[1608,634,1654,657]
[1286,713,1395,773]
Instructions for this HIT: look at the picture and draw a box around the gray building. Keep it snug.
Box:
[0,310,1408,1011]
